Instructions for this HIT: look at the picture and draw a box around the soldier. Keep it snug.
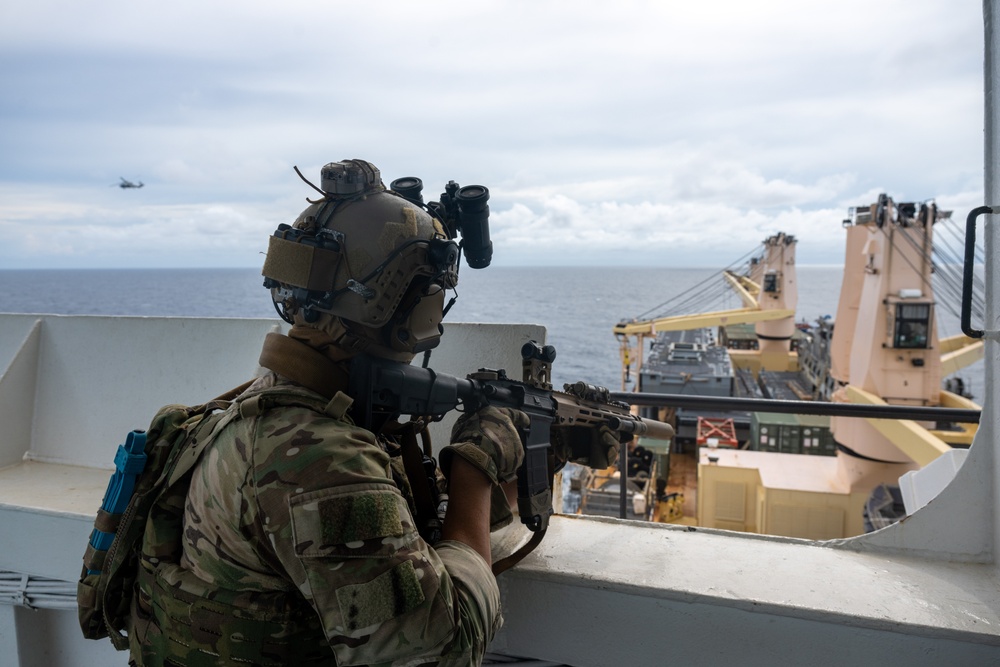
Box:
[127,160,525,666]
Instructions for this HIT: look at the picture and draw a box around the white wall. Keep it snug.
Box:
[0,315,544,666]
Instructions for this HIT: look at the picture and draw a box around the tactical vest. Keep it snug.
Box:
[79,382,352,666]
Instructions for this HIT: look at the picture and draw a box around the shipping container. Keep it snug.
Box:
[750,412,834,456]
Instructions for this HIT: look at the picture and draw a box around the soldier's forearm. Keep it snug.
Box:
[441,458,493,565]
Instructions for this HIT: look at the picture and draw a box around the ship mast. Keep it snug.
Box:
[829,197,950,491]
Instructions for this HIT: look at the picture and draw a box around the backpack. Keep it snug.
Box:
[77,376,448,657]
[77,382,253,649]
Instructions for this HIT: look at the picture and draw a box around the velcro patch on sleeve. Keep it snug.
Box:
[290,483,414,559]
[319,492,402,544]
[335,560,425,632]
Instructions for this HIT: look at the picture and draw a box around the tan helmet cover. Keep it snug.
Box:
[262,160,458,358]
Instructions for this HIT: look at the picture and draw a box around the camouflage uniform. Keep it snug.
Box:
[174,371,501,666]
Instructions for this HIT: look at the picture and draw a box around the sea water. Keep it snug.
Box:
[0,266,982,398]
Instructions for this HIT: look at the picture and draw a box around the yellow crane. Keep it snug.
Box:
[614,233,798,391]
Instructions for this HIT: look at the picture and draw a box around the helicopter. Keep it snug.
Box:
[115,177,144,189]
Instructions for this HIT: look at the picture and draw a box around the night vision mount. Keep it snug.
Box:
[390,177,493,270]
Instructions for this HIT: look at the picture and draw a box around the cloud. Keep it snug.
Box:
[0,184,280,268]
[489,194,849,267]
[0,0,988,268]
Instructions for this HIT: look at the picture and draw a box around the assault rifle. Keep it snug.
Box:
[348,341,674,537]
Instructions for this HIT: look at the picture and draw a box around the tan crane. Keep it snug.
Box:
[829,196,983,478]
[613,233,798,391]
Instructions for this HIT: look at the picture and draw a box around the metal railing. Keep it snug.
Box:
[611,392,981,423]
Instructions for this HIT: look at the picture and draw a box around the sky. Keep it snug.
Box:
[0,0,988,269]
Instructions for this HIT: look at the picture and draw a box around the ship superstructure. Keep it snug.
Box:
[609,190,987,539]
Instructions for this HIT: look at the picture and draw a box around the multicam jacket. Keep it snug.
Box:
[134,372,501,666]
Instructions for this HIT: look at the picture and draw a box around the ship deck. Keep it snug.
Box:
[639,328,734,396]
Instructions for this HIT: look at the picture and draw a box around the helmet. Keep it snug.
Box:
[262,159,460,361]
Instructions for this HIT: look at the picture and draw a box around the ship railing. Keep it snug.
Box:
[610,392,980,424]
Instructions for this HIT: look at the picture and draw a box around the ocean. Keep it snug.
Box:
[0,266,982,398]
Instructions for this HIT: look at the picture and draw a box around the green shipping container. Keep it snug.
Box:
[751,413,834,457]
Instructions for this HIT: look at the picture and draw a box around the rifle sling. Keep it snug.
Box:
[392,422,440,543]
[397,422,551,575]
[493,450,557,575]
[212,379,255,403]
[492,529,545,576]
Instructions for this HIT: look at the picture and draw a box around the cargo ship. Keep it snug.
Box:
[605,196,984,537]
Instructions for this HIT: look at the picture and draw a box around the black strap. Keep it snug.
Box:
[835,439,910,464]
[493,451,557,576]
[387,421,442,544]
[493,530,545,576]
